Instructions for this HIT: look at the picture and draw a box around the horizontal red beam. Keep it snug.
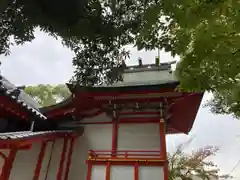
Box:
[77,88,179,97]
[91,154,161,158]
[90,150,161,153]
[86,160,166,166]
[90,157,164,160]
[120,111,159,115]
[0,143,31,149]
[0,133,77,147]
[120,117,159,122]
[78,119,160,125]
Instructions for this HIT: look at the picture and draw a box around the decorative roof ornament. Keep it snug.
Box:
[138,57,143,66]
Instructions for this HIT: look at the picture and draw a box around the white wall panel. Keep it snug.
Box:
[68,113,112,180]
[139,166,164,180]
[92,166,106,180]
[118,124,160,152]
[9,142,40,180]
[46,139,64,180]
[110,166,134,180]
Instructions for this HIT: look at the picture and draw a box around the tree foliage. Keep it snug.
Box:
[205,86,240,118]
[2,0,240,116]
[168,140,231,180]
[24,84,70,107]
[1,0,148,85]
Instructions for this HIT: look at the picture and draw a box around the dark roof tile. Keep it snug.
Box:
[0,75,47,120]
[0,130,73,140]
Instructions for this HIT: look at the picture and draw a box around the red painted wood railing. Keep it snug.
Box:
[88,150,163,160]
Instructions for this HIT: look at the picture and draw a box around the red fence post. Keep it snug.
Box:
[159,119,168,180]
[134,163,139,180]
[86,163,92,180]
[64,138,75,180]
[112,120,118,157]
[33,141,47,180]
[106,162,111,180]
[0,148,17,180]
[57,138,68,180]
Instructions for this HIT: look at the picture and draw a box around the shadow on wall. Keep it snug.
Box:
[69,133,90,180]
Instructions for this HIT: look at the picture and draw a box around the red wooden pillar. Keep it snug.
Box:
[159,119,168,180]
[57,138,68,180]
[44,141,55,180]
[64,138,75,180]
[0,148,17,180]
[106,162,111,180]
[112,120,118,157]
[134,163,139,180]
[86,163,92,180]
[33,141,47,180]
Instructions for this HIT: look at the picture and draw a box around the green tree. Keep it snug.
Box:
[205,87,240,118]
[168,140,231,180]
[2,0,240,116]
[24,84,71,107]
[138,1,240,117]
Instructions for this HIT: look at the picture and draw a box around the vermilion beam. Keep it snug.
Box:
[86,163,92,180]
[134,164,139,180]
[159,119,168,180]
[111,120,118,157]
[33,142,47,180]
[120,111,159,115]
[77,119,159,125]
[91,150,161,152]
[106,162,111,180]
[119,117,159,122]
[86,160,165,166]
[0,133,76,148]
[44,141,55,180]
[64,138,75,180]
[164,163,169,180]
[159,119,167,159]
[77,87,178,97]
[0,143,31,149]
[0,148,17,180]
[57,138,68,180]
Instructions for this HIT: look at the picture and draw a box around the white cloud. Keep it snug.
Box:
[1,29,240,178]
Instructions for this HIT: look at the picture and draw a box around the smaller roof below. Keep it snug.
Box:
[0,76,41,109]
[0,130,74,140]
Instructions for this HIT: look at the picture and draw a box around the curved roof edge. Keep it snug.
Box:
[0,75,46,120]
[66,80,180,93]
[40,96,73,113]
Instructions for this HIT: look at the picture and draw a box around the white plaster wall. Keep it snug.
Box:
[39,142,55,180]
[118,124,160,152]
[139,166,164,180]
[0,142,59,180]
[92,166,106,180]
[68,114,112,180]
[46,139,65,180]
[123,70,175,83]
[109,69,177,87]
[9,142,41,180]
[68,115,164,180]
[110,166,134,180]
[68,135,88,180]
[80,114,112,150]
[1,142,58,180]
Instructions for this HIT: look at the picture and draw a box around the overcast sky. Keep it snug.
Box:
[1,29,240,178]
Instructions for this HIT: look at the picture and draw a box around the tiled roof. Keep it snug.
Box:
[0,75,47,120]
[0,130,73,140]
